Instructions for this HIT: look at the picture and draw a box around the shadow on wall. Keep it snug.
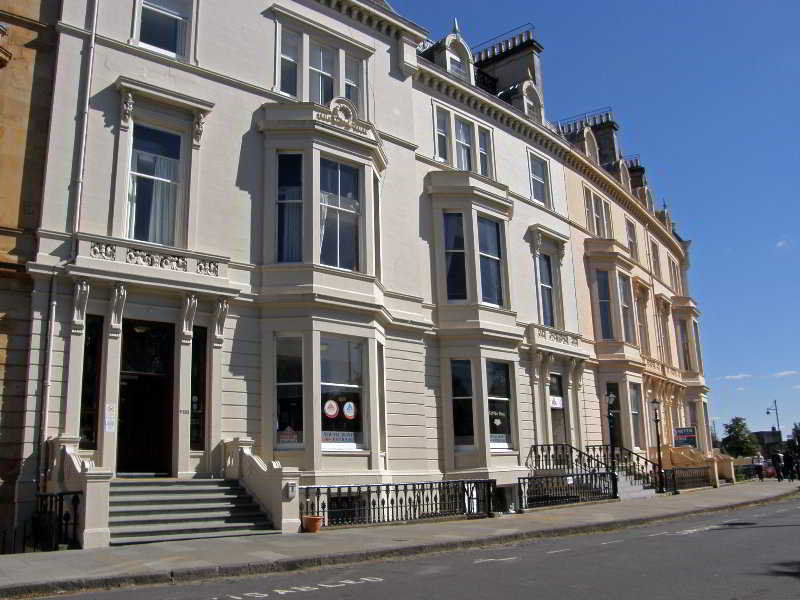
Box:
[225,306,262,455]
[234,111,263,264]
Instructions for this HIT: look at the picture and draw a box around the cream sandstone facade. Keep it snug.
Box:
[18,0,710,545]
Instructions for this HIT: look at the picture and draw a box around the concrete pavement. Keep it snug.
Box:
[0,480,795,598]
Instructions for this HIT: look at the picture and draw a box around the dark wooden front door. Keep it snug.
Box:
[117,319,174,475]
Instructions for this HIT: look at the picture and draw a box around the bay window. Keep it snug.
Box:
[320,158,359,271]
[692,320,704,373]
[651,241,662,279]
[478,217,504,306]
[280,28,299,97]
[678,318,692,371]
[309,42,335,105]
[444,213,467,301]
[487,361,512,449]
[636,294,650,355]
[455,118,474,171]
[321,336,364,448]
[618,274,636,344]
[596,270,614,340]
[127,124,181,246]
[277,154,303,262]
[585,188,613,238]
[276,337,304,446]
[451,360,474,447]
[529,153,550,207]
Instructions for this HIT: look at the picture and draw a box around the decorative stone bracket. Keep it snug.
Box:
[213,297,229,348]
[72,280,90,335]
[180,294,198,344]
[108,282,127,339]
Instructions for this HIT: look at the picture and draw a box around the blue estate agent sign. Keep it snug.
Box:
[674,426,697,448]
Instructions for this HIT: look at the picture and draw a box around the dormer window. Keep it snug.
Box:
[449,56,468,81]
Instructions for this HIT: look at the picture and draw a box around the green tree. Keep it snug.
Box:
[721,416,760,457]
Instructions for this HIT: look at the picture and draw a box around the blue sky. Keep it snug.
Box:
[396,0,800,438]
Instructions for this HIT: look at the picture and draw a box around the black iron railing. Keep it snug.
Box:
[664,467,712,493]
[525,444,609,474]
[586,444,660,490]
[299,480,495,527]
[734,464,762,481]
[517,472,616,510]
[1,491,82,555]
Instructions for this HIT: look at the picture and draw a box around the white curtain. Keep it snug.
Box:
[147,154,178,245]
[278,202,302,262]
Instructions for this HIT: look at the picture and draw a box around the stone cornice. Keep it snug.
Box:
[310,0,429,42]
[414,59,685,258]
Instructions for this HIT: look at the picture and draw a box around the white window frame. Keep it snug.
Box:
[443,212,468,303]
[450,359,475,449]
[650,240,662,279]
[477,215,505,307]
[454,117,474,171]
[319,156,362,272]
[585,188,612,238]
[320,335,367,451]
[596,269,615,340]
[136,0,191,60]
[126,120,188,248]
[625,218,639,261]
[528,152,551,208]
[478,127,492,177]
[279,27,300,98]
[344,54,360,109]
[636,293,650,355]
[276,152,304,263]
[435,107,451,162]
[275,335,304,449]
[486,360,513,450]
[618,273,636,345]
[431,102,494,178]
[309,41,336,106]
[629,382,644,449]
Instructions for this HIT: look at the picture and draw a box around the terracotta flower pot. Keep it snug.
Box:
[302,515,324,533]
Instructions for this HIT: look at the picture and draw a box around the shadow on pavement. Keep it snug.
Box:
[768,561,800,580]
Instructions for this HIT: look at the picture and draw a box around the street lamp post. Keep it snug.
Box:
[766,399,781,435]
[606,392,618,497]
[651,397,665,493]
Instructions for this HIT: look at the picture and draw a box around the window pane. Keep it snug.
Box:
[630,383,643,448]
[281,29,298,60]
[277,385,303,444]
[133,124,181,160]
[480,256,503,305]
[478,218,501,257]
[321,386,362,445]
[276,338,302,383]
[190,326,207,451]
[321,337,362,386]
[345,56,359,84]
[321,73,334,104]
[339,164,360,212]
[530,155,546,180]
[320,207,338,266]
[538,254,552,286]
[338,210,359,270]
[456,143,472,171]
[531,179,546,203]
[487,361,510,398]
[79,315,104,450]
[140,6,180,54]
[597,270,614,340]
[444,213,464,250]
[446,253,467,301]
[548,373,563,397]
[130,176,176,245]
[278,154,302,201]
[597,269,611,301]
[280,58,298,96]
[451,360,472,397]
[320,158,338,206]
[541,286,554,327]
[488,399,511,445]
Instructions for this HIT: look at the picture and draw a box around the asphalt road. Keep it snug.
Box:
[48,497,800,600]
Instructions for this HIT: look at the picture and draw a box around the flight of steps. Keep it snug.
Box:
[109,479,277,545]
[616,472,657,500]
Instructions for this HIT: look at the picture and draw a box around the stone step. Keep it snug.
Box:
[109,492,254,505]
[110,518,271,538]
[110,529,280,546]
[109,509,266,526]
[109,501,261,515]
[110,484,246,495]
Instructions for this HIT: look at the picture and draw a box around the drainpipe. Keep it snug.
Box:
[35,0,99,492]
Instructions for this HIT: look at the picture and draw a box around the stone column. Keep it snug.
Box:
[569,359,586,449]
[174,294,196,478]
[366,337,381,470]
[207,298,228,476]
[538,352,554,444]
[62,280,90,439]
[98,283,126,473]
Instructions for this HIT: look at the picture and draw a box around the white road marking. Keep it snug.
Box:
[648,532,670,537]
[601,540,623,545]
[547,549,571,554]
[211,577,384,599]
[753,513,766,517]
[474,557,518,564]
[775,508,788,513]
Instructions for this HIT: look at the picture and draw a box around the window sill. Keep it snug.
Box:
[321,448,370,456]
[490,448,517,455]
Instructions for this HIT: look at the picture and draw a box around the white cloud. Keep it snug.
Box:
[721,374,752,380]
[736,387,746,391]
[793,385,800,390]
[773,370,799,378]
[776,239,789,248]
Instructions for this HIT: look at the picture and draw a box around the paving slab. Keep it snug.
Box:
[0,480,795,598]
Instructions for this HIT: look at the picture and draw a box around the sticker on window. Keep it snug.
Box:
[324,399,339,419]
[342,401,357,420]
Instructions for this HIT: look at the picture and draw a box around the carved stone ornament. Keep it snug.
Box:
[316,98,368,135]
[90,242,116,261]
[197,260,220,277]
[71,280,90,335]
[571,358,585,390]
[213,297,229,347]
[120,92,134,129]
[193,111,207,146]
[109,282,127,338]
[181,294,198,344]
[126,249,187,272]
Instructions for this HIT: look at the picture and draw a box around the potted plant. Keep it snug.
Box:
[302,500,323,533]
